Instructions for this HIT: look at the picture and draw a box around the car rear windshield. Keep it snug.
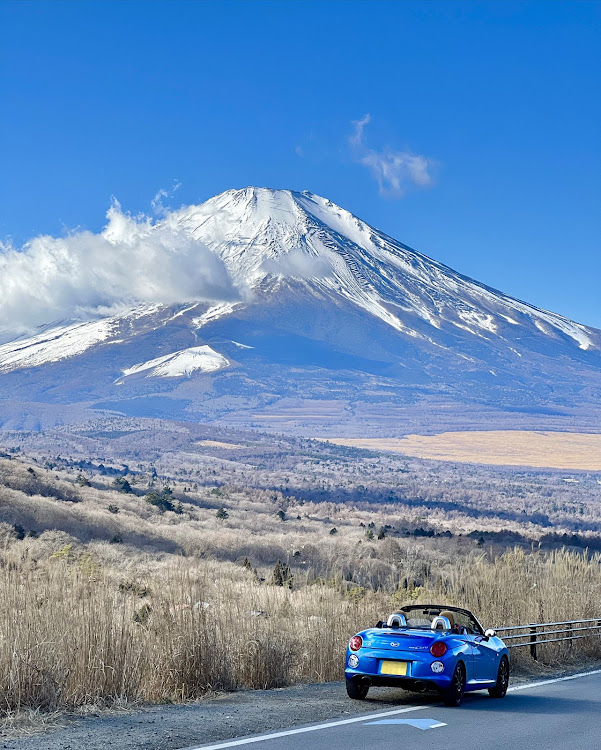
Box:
[401,608,481,634]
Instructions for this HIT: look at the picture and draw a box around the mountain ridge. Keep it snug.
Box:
[0,187,599,435]
[172,187,598,351]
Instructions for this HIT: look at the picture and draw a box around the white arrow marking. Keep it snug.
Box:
[179,704,429,749]
[364,718,446,729]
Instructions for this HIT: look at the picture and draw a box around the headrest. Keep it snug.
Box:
[387,613,407,628]
[431,616,451,631]
[439,610,456,627]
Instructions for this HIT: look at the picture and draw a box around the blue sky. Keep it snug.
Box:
[1,0,600,327]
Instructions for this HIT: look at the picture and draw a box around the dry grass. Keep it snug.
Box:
[0,452,600,714]
[0,532,599,714]
[327,431,601,470]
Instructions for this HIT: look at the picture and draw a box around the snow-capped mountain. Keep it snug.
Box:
[1,187,599,434]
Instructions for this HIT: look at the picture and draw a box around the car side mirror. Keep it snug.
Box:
[484,628,496,639]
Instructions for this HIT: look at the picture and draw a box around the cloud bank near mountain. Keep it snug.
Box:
[0,201,239,339]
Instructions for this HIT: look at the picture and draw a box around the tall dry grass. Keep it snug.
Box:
[0,536,600,713]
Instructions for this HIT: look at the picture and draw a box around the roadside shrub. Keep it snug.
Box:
[119,580,150,597]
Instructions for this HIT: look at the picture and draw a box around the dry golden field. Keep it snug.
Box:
[326,431,601,470]
[196,440,246,450]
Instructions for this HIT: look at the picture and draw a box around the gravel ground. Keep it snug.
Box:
[1,664,597,750]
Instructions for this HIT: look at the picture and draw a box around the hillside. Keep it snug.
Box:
[1,443,601,714]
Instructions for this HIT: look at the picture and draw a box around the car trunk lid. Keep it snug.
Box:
[364,630,436,651]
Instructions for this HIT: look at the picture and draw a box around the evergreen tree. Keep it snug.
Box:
[145,488,176,512]
[271,560,293,589]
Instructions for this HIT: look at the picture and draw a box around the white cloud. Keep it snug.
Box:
[150,181,182,216]
[349,113,371,149]
[262,248,333,280]
[0,201,239,340]
[349,114,436,197]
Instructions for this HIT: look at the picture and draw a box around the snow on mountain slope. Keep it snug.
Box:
[170,188,597,351]
[0,187,598,382]
[0,319,117,373]
[0,305,170,373]
[119,345,229,379]
[192,302,242,328]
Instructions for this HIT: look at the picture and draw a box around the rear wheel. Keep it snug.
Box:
[442,662,465,706]
[346,679,369,700]
[489,657,509,698]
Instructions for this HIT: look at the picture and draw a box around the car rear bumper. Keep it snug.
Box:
[345,648,454,690]
[345,671,449,692]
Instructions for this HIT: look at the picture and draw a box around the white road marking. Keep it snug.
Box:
[180,704,429,749]
[507,668,601,693]
[364,718,447,729]
[181,668,601,750]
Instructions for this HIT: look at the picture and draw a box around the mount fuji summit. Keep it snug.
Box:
[1,187,600,435]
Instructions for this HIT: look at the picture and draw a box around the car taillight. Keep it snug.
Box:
[349,635,363,651]
[430,641,447,657]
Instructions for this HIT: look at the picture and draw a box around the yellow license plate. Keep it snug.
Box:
[380,660,408,676]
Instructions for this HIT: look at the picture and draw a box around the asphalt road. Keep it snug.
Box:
[3,669,599,750]
[185,670,601,750]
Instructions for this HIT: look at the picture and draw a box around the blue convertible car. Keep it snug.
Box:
[345,604,509,706]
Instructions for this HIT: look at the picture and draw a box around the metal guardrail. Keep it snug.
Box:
[494,618,601,661]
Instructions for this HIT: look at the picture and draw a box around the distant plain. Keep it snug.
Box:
[325,431,601,471]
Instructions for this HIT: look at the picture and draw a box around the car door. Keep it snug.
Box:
[459,633,480,683]
[471,634,500,681]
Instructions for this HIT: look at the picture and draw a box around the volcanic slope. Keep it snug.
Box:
[0,187,599,434]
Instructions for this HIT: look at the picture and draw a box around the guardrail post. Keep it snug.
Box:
[529,625,538,661]
[568,623,573,649]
